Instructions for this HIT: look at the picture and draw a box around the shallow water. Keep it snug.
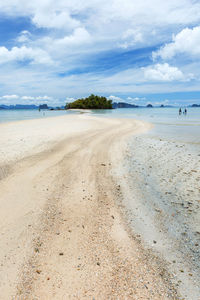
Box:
[0,109,74,123]
[90,107,200,144]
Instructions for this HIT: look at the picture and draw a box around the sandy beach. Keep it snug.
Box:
[0,114,180,299]
[112,128,200,299]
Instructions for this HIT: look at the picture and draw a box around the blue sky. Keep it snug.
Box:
[0,1,200,106]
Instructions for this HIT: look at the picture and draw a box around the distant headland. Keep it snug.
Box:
[0,104,65,110]
[0,94,200,110]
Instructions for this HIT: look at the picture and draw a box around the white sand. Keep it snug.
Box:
[0,114,99,165]
[0,114,178,299]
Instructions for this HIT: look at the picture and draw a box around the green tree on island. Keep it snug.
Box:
[66,94,113,109]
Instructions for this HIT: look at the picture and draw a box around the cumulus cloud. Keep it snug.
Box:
[143,63,192,82]
[0,46,53,65]
[108,95,122,102]
[17,30,31,43]
[1,1,200,51]
[0,1,200,67]
[36,27,91,60]
[2,0,200,29]
[20,95,53,102]
[154,99,169,106]
[51,27,91,47]
[32,11,80,30]
[119,29,143,49]
[153,26,200,60]
[127,96,146,101]
[0,94,19,100]
[35,95,53,100]
[0,94,56,105]
[21,96,35,100]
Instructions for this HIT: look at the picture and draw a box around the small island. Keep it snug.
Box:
[66,94,113,109]
[146,104,153,108]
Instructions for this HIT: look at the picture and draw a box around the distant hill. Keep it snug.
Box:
[112,102,139,108]
[160,104,173,108]
[190,104,200,107]
[66,94,113,109]
[0,104,51,110]
[39,104,49,109]
[0,104,39,109]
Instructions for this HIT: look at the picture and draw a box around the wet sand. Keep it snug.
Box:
[0,115,178,299]
[112,129,200,299]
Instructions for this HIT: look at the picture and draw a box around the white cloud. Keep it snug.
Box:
[51,27,91,47]
[120,29,143,49]
[35,95,53,101]
[127,96,146,101]
[0,46,53,65]
[0,94,58,105]
[108,95,122,102]
[0,1,200,68]
[17,30,31,43]
[21,95,53,102]
[66,97,75,102]
[0,94,19,100]
[21,96,35,100]
[154,99,169,105]
[143,63,192,82]
[37,27,91,60]
[1,0,198,27]
[1,1,200,50]
[153,26,200,60]
[32,11,80,30]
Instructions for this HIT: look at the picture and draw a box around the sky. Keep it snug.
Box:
[0,0,200,106]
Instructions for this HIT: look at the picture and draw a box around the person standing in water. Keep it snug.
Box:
[179,108,182,115]
[184,108,187,115]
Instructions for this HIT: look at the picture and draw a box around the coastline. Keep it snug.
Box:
[111,127,200,299]
[0,114,178,299]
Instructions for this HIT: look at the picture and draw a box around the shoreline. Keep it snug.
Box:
[0,114,179,299]
[0,109,72,124]
[111,128,200,299]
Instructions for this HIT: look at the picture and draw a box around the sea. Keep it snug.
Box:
[0,109,74,123]
[0,107,200,143]
[90,107,200,143]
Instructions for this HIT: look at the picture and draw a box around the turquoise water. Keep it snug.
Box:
[0,109,74,123]
[90,107,200,125]
[90,107,200,143]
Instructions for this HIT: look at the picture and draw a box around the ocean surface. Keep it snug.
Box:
[0,109,73,123]
[90,107,200,143]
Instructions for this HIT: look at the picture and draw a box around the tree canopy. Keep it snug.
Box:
[66,94,113,109]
